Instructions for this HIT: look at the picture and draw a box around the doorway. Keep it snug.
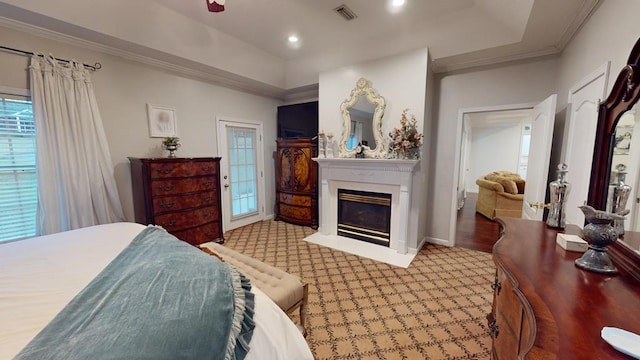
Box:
[450,96,557,246]
[217,118,266,232]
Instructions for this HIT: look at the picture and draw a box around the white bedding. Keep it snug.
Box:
[0,223,313,359]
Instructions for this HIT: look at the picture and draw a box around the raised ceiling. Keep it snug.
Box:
[0,0,600,97]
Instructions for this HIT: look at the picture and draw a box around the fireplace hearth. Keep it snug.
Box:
[337,189,392,246]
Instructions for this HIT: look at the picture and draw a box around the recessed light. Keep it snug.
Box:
[392,0,405,7]
[288,35,299,43]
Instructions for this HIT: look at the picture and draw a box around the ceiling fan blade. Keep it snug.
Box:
[206,0,225,12]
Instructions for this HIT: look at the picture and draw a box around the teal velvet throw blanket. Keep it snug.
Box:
[15,226,255,360]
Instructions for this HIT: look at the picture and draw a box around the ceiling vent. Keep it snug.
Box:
[334,4,357,21]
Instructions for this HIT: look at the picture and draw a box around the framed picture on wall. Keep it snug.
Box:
[147,104,178,137]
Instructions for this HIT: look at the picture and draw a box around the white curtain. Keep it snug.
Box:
[29,55,124,235]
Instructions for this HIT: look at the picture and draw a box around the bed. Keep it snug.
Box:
[0,222,313,359]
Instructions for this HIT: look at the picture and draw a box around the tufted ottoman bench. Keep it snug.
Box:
[199,242,308,335]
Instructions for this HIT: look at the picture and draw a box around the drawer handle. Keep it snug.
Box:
[202,166,213,172]
[202,181,213,187]
[203,196,213,202]
[159,201,176,209]
[204,212,215,218]
[158,184,175,192]
[488,320,499,339]
[161,219,176,227]
[156,168,172,175]
[205,230,216,236]
[491,279,502,294]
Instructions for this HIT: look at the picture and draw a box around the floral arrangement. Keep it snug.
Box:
[162,137,180,147]
[162,137,181,158]
[387,109,423,159]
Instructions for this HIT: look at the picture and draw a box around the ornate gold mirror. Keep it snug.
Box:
[338,78,386,158]
[588,37,640,278]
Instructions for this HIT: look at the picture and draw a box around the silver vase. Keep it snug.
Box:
[165,144,178,158]
[546,164,570,229]
[608,164,632,237]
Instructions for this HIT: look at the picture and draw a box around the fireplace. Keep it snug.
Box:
[337,189,392,246]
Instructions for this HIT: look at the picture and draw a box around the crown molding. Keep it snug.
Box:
[555,0,602,51]
[283,84,319,103]
[431,46,561,74]
[432,0,601,74]
[0,16,287,100]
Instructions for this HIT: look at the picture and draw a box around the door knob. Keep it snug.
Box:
[224,184,230,188]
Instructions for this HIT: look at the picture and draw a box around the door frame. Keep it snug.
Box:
[449,102,537,246]
[215,116,266,232]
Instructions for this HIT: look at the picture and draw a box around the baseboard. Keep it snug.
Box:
[425,236,453,247]
[263,214,274,221]
[409,236,428,254]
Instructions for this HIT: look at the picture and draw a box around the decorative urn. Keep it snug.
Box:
[574,205,628,274]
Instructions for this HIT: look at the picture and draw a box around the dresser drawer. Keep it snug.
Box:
[150,177,217,196]
[154,206,220,231]
[152,193,217,214]
[278,192,312,207]
[173,222,222,246]
[278,203,312,222]
[149,161,217,179]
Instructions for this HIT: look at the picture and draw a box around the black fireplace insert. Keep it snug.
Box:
[337,189,392,246]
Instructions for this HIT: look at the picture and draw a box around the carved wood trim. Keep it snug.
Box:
[587,37,640,279]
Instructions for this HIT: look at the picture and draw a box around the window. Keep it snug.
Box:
[518,123,532,179]
[0,94,37,242]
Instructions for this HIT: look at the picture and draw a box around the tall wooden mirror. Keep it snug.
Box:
[588,37,640,279]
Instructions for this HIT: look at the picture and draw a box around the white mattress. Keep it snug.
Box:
[0,223,312,359]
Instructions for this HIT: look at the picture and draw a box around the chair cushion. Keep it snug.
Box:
[515,179,526,194]
[498,178,518,194]
[200,242,304,312]
[485,172,522,195]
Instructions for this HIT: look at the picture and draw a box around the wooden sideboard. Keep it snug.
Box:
[489,217,640,359]
[129,157,223,246]
[274,138,318,229]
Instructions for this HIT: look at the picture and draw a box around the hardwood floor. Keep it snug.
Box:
[455,192,501,253]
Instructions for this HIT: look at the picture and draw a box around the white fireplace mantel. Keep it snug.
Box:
[313,157,419,255]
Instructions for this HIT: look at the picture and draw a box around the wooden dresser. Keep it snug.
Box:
[489,217,640,359]
[129,157,223,245]
[274,139,318,229]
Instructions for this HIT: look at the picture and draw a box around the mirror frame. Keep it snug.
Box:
[588,37,640,279]
[338,78,387,158]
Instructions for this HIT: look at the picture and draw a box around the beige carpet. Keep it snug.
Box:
[224,220,495,359]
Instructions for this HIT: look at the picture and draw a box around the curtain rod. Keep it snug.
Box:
[0,45,102,71]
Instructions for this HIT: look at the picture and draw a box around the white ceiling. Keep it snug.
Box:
[156,0,528,60]
[0,0,601,97]
[154,0,599,72]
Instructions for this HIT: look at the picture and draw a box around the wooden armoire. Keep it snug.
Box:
[274,139,318,229]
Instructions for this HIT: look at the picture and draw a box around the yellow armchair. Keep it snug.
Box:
[475,172,525,219]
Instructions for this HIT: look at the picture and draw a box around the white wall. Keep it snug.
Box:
[318,48,430,249]
[0,25,281,223]
[430,58,558,244]
[553,1,640,183]
[467,123,522,193]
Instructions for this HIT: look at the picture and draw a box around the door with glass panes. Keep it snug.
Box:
[217,119,265,231]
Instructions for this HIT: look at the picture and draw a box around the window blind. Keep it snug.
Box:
[0,94,37,242]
